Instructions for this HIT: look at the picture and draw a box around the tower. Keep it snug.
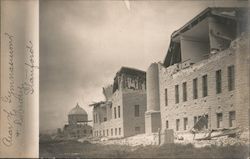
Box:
[145,63,162,133]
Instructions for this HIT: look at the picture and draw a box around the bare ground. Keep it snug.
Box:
[39,140,249,158]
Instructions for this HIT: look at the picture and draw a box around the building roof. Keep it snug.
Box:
[163,7,247,67]
[115,66,146,77]
[68,103,87,115]
[171,7,242,39]
[89,101,111,108]
[112,66,146,92]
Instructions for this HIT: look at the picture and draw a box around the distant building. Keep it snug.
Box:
[90,67,147,138]
[146,7,249,134]
[62,103,92,139]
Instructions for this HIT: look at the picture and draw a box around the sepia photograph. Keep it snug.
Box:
[39,0,249,158]
[1,0,248,158]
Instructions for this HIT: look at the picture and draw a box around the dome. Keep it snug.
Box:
[68,103,87,115]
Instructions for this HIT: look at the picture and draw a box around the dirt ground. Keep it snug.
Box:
[39,140,249,158]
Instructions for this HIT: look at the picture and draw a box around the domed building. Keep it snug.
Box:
[62,103,92,139]
[68,103,88,124]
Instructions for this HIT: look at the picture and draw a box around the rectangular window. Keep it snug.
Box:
[103,130,105,136]
[110,107,112,119]
[165,88,168,106]
[193,78,198,99]
[228,65,235,91]
[115,128,117,135]
[119,128,121,135]
[114,107,117,119]
[183,82,187,102]
[111,129,113,136]
[202,75,208,97]
[175,85,179,103]
[216,70,222,94]
[176,119,180,131]
[118,106,121,118]
[184,118,188,130]
[217,113,223,128]
[229,111,236,127]
[205,115,208,129]
[135,127,140,134]
[166,120,169,129]
[194,116,197,125]
[107,129,109,136]
[135,105,140,117]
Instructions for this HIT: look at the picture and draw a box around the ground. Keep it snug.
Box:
[39,140,249,158]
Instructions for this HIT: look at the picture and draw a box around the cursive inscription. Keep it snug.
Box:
[24,41,39,95]
[0,32,38,147]
[0,33,15,104]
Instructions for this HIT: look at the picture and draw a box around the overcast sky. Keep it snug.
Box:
[39,0,247,132]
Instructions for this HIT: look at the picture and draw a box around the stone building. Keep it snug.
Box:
[90,67,147,138]
[146,7,249,135]
[62,103,92,139]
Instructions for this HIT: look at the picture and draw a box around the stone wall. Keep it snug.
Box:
[93,91,124,138]
[93,89,147,138]
[158,34,249,134]
[123,90,147,137]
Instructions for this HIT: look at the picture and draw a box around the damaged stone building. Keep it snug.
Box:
[90,67,147,138]
[146,7,249,136]
[58,103,92,139]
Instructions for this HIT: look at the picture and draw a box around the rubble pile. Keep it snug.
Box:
[90,133,159,146]
[175,129,249,148]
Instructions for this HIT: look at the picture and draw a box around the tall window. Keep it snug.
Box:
[119,128,121,135]
[229,111,236,127]
[103,130,105,136]
[202,75,208,97]
[216,70,222,94]
[111,129,113,136]
[217,113,223,128]
[135,127,140,134]
[95,114,98,123]
[176,119,180,131]
[165,88,168,106]
[182,82,187,102]
[135,105,140,117]
[110,106,112,119]
[107,129,109,136]
[166,120,169,129]
[118,106,121,118]
[115,128,117,135]
[205,115,208,129]
[175,85,179,103]
[114,107,117,119]
[184,118,188,130]
[193,78,198,99]
[228,65,235,91]
[194,116,197,125]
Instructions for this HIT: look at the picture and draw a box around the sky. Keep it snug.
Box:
[39,0,247,132]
